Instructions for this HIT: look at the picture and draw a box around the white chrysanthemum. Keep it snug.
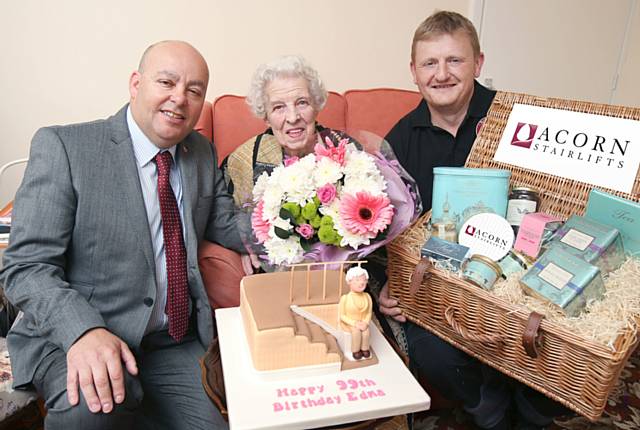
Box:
[318,199,340,219]
[262,185,284,220]
[342,175,386,196]
[284,186,310,205]
[274,155,315,204]
[339,229,372,249]
[313,157,343,188]
[264,236,304,265]
[344,150,378,178]
[253,172,270,201]
[297,153,317,170]
[267,164,285,185]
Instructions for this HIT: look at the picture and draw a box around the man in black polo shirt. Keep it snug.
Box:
[387,81,494,215]
[379,11,566,430]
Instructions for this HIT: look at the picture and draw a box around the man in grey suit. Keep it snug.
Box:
[0,40,240,429]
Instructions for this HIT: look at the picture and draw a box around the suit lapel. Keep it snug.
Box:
[107,106,156,275]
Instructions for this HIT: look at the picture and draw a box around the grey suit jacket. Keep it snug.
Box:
[0,105,243,387]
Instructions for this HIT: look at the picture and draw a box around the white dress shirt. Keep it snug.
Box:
[126,107,186,335]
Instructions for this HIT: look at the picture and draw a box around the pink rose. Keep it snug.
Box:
[317,183,337,205]
[295,223,315,240]
[284,156,299,167]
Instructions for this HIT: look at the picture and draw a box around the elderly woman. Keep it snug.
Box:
[200,55,419,311]
[199,56,358,309]
[225,55,357,207]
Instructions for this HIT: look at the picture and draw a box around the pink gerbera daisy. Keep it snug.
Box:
[251,200,271,243]
[339,191,394,235]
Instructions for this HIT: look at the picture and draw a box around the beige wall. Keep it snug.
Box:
[613,0,640,106]
[478,0,637,104]
[0,0,468,205]
[2,0,638,206]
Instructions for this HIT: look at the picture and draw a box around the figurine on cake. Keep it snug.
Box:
[339,267,373,360]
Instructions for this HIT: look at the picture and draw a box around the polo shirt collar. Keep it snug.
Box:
[409,80,489,128]
[409,99,431,128]
[467,80,494,119]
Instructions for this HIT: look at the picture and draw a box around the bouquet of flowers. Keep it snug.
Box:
[250,135,419,266]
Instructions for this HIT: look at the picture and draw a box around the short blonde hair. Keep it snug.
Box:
[411,11,481,61]
[246,55,327,119]
[345,266,369,283]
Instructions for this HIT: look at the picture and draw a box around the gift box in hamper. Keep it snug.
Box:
[387,91,640,421]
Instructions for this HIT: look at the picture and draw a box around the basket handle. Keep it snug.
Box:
[410,257,431,296]
[444,307,503,344]
[522,311,544,358]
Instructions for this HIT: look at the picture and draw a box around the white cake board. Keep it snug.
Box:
[216,307,431,430]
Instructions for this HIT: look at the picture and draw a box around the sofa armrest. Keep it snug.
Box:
[198,241,244,309]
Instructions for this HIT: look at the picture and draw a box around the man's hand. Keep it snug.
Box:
[378,282,406,322]
[66,328,138,413]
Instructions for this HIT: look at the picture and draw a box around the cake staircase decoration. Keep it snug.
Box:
[291,312,342,358]
[291,304,355,361]
[239,260,378,374]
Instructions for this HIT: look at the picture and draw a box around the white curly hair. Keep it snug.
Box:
[345,266,369,283]
[246,55,327,119]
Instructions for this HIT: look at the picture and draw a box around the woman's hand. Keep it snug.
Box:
[356,321,368,331]
[241,253,260,275]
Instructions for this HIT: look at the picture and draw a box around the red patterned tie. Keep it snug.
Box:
[155,151,189,342]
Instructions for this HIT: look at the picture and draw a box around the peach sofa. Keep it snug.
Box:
[194,88,423,310]
[195,88,422,165]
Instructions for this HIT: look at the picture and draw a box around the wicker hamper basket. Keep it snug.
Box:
[387,91,640,421]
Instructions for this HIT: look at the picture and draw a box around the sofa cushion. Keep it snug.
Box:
[318,91,347,132]
[211,92,346,165]
[212,95,264,165]
[344,88,422,139]
[194,101,213,141]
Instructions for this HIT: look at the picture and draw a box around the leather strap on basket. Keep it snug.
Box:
[444,307,502,344]
[410,257,431,296]
[522,311,544,358]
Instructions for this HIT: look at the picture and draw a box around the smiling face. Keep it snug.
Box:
[411,30,484,115]
[349,275,368,293]
[129,41,209,149]
[264,76,319,157]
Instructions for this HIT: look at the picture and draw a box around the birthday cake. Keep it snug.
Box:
[239,268,378,372]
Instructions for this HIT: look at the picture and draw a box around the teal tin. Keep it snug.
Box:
[432,167,511,235]
[498,249,532,279]
[462,254,503,290]
[586,189,640,257]
[551,215,625,275]
[520,246,605,317]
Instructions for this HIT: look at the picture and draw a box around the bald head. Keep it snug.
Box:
[129,40,209,148]
[138,40,209,78]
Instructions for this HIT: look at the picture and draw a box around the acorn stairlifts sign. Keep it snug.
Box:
[494,103,640,194]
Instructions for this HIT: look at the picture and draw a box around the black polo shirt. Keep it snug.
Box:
[386,81,496,214]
